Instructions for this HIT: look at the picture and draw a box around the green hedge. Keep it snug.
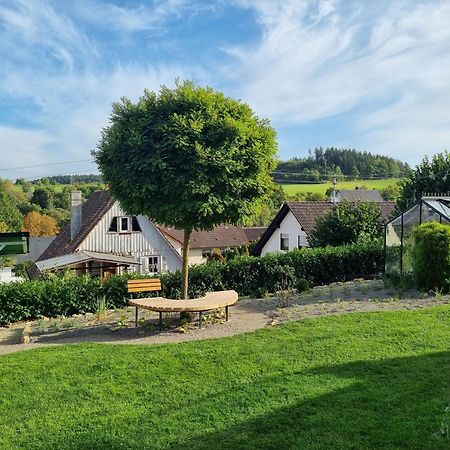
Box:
[412,222,450,291]
[0,240,383,325]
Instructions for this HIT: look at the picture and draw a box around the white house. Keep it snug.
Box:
[29,190,252,278]
[253,201,395,256]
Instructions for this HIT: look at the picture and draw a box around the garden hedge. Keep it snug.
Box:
[0,240,383,325]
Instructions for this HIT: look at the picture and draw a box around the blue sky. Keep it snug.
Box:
[1,0,450,179]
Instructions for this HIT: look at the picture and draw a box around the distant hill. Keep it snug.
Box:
[274,148,409,183]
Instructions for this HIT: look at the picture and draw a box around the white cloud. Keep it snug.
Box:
[76,0,196,33]
[226,0,450,162]
[0,0,96,71]
[0,1,210,179]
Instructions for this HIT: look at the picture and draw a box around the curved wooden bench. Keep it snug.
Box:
[129,290,238,330]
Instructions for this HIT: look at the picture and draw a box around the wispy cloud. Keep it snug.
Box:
[0,0,208,178]
[0,0,96,71]
[226,0,450,161]
[0,0,449,178]
[76,0,196,33]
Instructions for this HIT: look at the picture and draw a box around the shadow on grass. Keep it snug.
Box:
[63,351,450,450]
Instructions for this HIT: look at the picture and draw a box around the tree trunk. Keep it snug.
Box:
[181,228,192,299]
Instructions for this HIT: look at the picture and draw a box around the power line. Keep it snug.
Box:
[0,159,93,172]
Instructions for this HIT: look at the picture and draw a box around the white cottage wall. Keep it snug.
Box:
[78,202,182,273]
[261,211,309,256]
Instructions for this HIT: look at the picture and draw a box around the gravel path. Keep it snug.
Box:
[1,280,449,356]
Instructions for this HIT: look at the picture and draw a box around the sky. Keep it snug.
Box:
[0,0,450,180]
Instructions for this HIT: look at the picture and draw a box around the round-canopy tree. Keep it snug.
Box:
[93,80,278,298]
[309,200,383,247]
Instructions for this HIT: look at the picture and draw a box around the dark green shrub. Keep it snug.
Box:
[295,278,311,293]
[412,222,450,291]
[0,240,383,325]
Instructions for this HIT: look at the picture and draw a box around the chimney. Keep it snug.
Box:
[70,191,83,240]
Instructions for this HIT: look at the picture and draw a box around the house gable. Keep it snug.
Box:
[260,210,307,256]
[78,201,182,272]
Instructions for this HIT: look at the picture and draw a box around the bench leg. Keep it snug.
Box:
[199,311,202,329]
[135,307,138,327]
[225,305,229,322]
[159,312,163,331]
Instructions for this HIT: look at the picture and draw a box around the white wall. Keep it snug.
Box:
[78,202,182,273]
[0,268,24,283]
[261,211,309,256]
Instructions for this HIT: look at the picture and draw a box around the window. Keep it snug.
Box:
[141,255,160,275]
[108,216,141,233]
[132,216,142,232]
[121,217,130,232]
[108,217,118,232]
[297,235,304,249]
[280,233,289,251]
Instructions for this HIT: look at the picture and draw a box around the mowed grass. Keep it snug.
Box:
[281,177,401,196]
[1,307,450,449]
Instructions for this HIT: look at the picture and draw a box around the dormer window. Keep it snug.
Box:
[108,216,141,233]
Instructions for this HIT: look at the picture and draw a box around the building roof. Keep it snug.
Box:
[29,189,251,277]
[243,227,267,242]
[28,190,116,278]
[337,189,384,202]
[159,225,249,249]
[35,251,140,272]
[252,200,395,256]
[36,190,115,263]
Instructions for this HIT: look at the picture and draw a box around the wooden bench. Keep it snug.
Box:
[127,278,162,327]
[129,289,238,330]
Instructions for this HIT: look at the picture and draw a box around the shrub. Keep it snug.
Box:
[412,222,450,291]
[0,240,383,325]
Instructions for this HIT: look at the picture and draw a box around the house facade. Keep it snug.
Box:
[253,201,395,256]
[29,190,251,278]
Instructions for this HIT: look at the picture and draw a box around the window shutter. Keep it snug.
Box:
[140,257,149,274]
[108,217,118,232]
[132,216,142,232]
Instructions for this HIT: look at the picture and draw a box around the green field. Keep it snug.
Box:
[281,178,401,196]
[1,307,449,449]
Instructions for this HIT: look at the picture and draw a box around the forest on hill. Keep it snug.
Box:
[275,147,409,183]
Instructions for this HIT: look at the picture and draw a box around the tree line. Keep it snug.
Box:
[275,147,409,182]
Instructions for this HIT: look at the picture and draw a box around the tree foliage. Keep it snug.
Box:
[397,150,450,211]
[0,180,23,231]
[94,80,278,298]
[23,211,59,237]
[412,221,450,292]
[31,187,54,210]
[310,201,383,247]
[275,147,408,182]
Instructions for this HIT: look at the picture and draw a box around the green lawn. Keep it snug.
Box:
[281,178,401,196]
[1,307,449,449]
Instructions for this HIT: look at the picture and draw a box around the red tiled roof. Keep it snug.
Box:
[28,191,115,278]
[243,227,267,242]
[159,225,249,249]
[252,201,395,256]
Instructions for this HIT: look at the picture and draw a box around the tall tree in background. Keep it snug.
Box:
[23,211,59,237]
[94,80,278,299]
[0,180,23,231]
[31,187,54,210]
[310,201,383,247]
[397,150,450,211]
